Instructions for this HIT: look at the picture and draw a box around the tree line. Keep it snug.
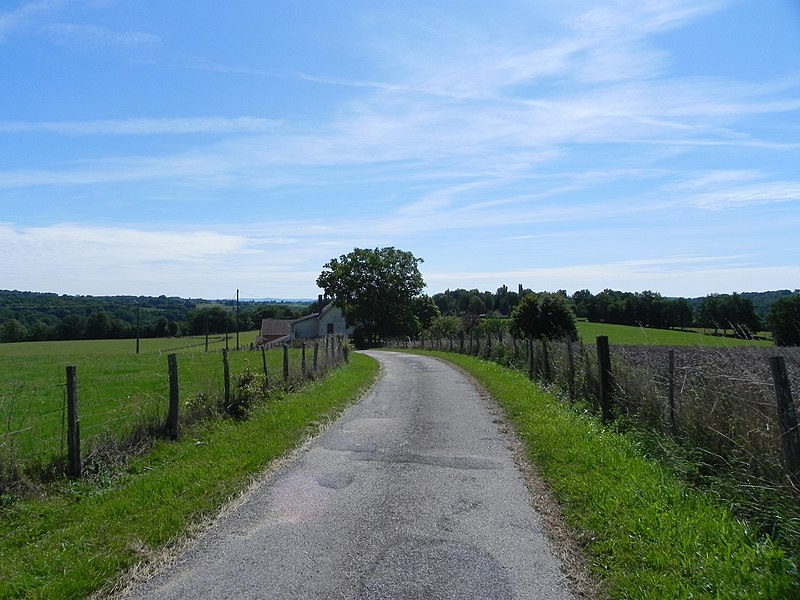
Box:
[3,248,799,346]
[0,290,309,343]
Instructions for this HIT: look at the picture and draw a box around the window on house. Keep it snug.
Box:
[326,323,334,334]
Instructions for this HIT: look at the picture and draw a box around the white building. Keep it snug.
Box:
[290,303,353,340]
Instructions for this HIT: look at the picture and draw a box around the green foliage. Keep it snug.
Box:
[0,290,310,343]
[411,295,441,335]
[316,247,425,345]
[186,305,235,335]
[768,294,800,346]
[428,315,461,341]
[511,292,578,341]
[0,319,27,343]
[697,293,761,337]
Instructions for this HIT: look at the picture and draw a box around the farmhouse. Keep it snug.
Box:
[256,318,292,346]
[290,303,353,340]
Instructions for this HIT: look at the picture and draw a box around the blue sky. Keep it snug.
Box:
[1,0,799,300]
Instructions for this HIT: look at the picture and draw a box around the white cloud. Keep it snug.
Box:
[47,22,160,48]
[0,0,63,42]
[0,117,282,136]
[424,257,800,297]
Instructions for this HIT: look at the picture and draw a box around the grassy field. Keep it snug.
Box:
[426,351,798,599]
[0,332,324,480]
[0,352,379,599]
[576,320,773,347]
[0,331,261,357]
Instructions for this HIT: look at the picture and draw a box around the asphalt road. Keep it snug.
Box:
[123,351,575,599]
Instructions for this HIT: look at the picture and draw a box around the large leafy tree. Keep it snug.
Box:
[316,247,425,346]
[768,294,800,346]
[511,292,578,341]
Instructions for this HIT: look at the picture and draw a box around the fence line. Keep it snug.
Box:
[391,332,800,493]
[0,335,349,488]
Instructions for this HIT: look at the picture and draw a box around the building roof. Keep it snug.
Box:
[259,318,292,337]
[290,302,337,325]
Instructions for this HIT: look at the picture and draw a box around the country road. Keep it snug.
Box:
[122,351,576,599]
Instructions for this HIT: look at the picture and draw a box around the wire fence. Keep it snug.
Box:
[0,336,350,493]
[391,333,800,494]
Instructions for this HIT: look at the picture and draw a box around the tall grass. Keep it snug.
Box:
[395,330,800,582]
[427,351,799,598]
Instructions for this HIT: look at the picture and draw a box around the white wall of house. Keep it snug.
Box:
[290,304,353,340]
[291,316,320,339]
[318,306,350,336]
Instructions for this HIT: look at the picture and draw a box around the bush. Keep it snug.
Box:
[769,295,800,346]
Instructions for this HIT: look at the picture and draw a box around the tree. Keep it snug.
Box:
[186,306,235,335]
[86,311,113,339]
[429,315,461,342]
[56,315,86,340]
[1,319,27,343]
[697,294,725,334]
[411,295,441,335]
[316,247,425,346]
[511,292,578,341]
[768,295,800,346]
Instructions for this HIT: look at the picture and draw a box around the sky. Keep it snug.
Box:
[1,0,799,301]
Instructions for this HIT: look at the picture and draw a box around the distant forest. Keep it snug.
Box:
[0,290,312,343]
[0,287,797,343]
[431,286,798,338]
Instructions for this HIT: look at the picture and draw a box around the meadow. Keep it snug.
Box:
[0,332,337,491]
[575,320,773,347]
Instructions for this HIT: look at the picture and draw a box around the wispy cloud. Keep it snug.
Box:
[0,0,63,42]
[47,22,160,48]
[0,117,283,136]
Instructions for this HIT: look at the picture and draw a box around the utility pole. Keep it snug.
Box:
[236,288,240,351]
[135,300,140,355]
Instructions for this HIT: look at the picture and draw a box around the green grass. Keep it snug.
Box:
[423,351,798,599]
[0,352,379,599]
[576,321,773,347]
[0,331,260,357]
[0,334,323,477]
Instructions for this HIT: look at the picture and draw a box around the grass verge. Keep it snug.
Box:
[0,352,379,599]
[425,351,799,599]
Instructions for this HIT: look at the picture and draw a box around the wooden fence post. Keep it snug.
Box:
[66,365,81,478]
[261,346,269,391]
[596,336,614,424]
[166,353,179,440]
[459,331,465,354]
[301,342,307,378]
[313,340,319,375]
[541,340,550,382]
[528,338,534,380]
[667,349,677,436]
[223,349,231,409]
[283,344,289,383]
[566,337,576,402]
[770,356,800,488]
